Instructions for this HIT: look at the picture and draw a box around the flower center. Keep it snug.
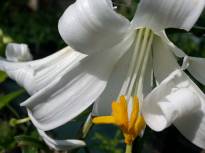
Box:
[92,29,154,144]
[92,95,145,144]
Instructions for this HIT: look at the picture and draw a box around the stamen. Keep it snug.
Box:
[93,28,153,146]
[127,28,151,98]
[134,115,145,137]
[92,96,145,145]
[119,29,144,97]
[128,96,139,131]
[92,116,115,124]
[134,30,154,98]
[119,28,154,102]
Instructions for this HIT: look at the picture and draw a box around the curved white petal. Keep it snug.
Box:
[21,33,135,131]
[58,0,130,55]
[131,0,205,32]
[6,43,33,62]
[159,31,187,58]
[151,35,205,148]
[0,46,86,95]
[142,70,202,131]
[185,57,205,86]
[159,32,205,86]
[37,129,86,150]
[142,69,205,149]
[152,35,180,83]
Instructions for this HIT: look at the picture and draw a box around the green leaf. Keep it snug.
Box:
[15,135,48,150]
[0,90,24,110]
[0,71,7,83]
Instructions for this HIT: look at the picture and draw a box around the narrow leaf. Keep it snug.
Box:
[0,90,24,110]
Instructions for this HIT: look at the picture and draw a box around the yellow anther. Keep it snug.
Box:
[92,116,115,124]
[134,115,146,137]
[92,95,146,144]
[129,96,139,132]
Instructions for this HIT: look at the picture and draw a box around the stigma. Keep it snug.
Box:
[92,96,145,144]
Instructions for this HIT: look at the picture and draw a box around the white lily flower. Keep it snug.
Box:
[0,0,205,150]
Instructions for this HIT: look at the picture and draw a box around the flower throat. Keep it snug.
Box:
[93,28,154,145]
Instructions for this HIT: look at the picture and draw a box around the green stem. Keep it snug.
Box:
[10,117,30,127]
[16,117,30,124]
[125,144,132,153]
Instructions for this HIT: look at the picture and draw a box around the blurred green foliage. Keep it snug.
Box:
[0,29,13,57]
[0,122,16,151]
[0,90,24,110]
[15,135,49,151]
[0,0,64,58]
[0,2,56,152]
[92,130,123,153]
[0,71,7,83]
[0,0,204,153]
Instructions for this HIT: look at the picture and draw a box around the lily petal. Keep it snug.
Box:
[159,31,187,58]
[92,44,134,116]
[131,0,205,32]
[160,32,205,86]
[0,46,86,95]
[152,35,180,83]
[142,69,205,149]
[6,43,33,62]
[186,57,205,85]
[148,35,205,149]
[58,0,130,55]
[37,129,86,150]
[21,33,135,131]
[181,55,205,86]
[142,70,202,131]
